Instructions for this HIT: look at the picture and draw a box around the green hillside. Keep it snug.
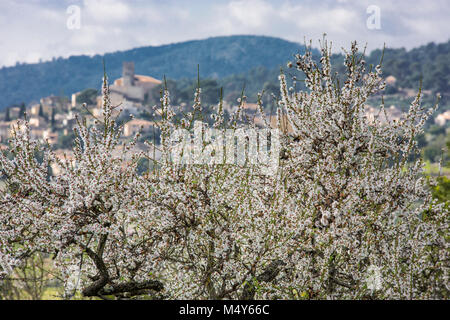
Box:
[0,35,448,111]
[0,35,308,109]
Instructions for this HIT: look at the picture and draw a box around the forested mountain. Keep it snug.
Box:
[368,41,450,94]
[0,35,448,110]
[218,40,450,105]
[0,35,308,109]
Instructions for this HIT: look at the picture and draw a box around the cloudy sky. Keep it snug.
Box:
[0,0,448,67]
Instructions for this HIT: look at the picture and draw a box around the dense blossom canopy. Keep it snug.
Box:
[0,39,448,299]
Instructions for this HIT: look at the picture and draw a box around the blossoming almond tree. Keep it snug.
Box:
[0,39,448,299]
[0,75,166,298]
[271,40,449,299]
[144,85,295,299]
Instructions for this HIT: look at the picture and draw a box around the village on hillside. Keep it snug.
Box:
[0,63,447,171]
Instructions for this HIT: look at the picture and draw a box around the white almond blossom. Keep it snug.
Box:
[0,39,448,299]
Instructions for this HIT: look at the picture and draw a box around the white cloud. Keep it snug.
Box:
[0,0,448,67]
[281,4,360,34]
[84,0,132,23]
[227,0,272,28]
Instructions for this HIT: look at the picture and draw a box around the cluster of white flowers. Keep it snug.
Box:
[0,39,448,299]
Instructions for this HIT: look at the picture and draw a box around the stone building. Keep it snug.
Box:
[435,110,450,126]
[123,119,156,137]
[109,62,162,106]
[28,115,48,128]
[385,75,397,85]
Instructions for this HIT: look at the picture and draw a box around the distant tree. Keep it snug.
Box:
[54,131,76,150]
[224,90,241,104]
[38,104,45,118]
[76,88,98,106]
[384,85,398,95]
[262,82,278,95]
[433,176,450,204]
[50,108,56,131]
[4,108,10,122]
[19,103,26,119]
[262,81,280,110]
[431,133,450,205]
[429,125,446,136]
[174,79,221,106]
[136,157,150,176]
[200,79,221,105]
[423,138,446,163]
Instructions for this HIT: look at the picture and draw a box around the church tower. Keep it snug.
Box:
[122,61,135,87]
